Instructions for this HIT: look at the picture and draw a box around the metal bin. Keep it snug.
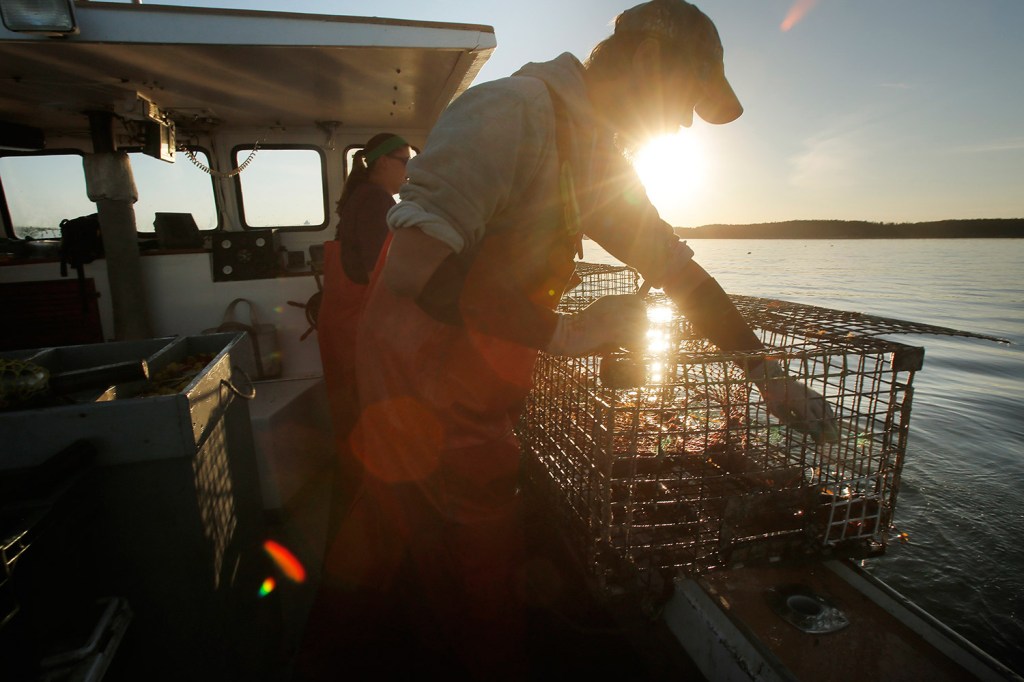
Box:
[0,333,278,678]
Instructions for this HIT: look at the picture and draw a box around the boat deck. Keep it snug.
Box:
[267,471,705,681]
[697,561,990,682]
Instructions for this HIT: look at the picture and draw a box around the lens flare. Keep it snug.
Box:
[647,305,674,324]
[263,540,307,583]
[646,329,670,354]
[259,577,276,597]
[633,131,706,207]
[781,0,818,32]
[650,361,663,384]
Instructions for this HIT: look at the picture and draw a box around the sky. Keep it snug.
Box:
[97,1,1024,227]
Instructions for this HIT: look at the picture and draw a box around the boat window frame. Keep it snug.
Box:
[0,145,221,240]
[119,144,220,234]
[0,148,91,240]
[342,144,361,180]
[230,143,329,232]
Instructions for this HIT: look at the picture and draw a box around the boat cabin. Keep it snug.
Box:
[0,1,494,368]
[0,2,503,678]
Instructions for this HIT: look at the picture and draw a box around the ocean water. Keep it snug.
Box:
[581,238,1024,674]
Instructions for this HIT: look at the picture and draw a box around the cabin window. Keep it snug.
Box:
[0,152,93,240]
[233,146,326,230]
[130,148,218,233]
[0,149,218,240]
[343,146,362,179]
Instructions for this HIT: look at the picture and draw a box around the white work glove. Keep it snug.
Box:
[749,360,839,444]
[546,294,647,357]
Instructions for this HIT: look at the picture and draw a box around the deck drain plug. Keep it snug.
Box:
[765,584,850,634]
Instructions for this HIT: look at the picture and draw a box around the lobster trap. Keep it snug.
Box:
[518,263,950,598]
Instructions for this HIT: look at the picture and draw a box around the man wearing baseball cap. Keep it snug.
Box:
[299,2,836,678]
[613,0,743,125]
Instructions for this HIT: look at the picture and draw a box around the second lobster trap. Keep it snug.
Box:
[517,263,971,598]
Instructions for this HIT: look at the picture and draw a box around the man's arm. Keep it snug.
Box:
[661,255,837,443]
[661,257,763,357]
[378,78,554,337]
[381,226,454,300]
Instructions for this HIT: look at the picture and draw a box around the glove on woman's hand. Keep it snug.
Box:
[546,294,647,357]
[749,360,840,444]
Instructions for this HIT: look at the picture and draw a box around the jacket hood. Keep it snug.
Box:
[512,53,593,130]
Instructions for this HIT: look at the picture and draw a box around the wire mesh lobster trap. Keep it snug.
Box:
[518,262,945,598]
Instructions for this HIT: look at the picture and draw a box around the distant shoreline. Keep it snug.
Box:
[673,218,1024,239]
[17,218,1024,242]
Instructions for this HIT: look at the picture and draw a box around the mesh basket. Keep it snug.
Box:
[518,263,926,598]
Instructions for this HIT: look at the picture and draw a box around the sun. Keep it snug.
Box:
[632,129,707,206]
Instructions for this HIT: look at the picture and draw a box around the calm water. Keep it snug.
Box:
[582,238,1024,674]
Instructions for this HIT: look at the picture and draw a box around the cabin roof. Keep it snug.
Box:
[0,1,496,141]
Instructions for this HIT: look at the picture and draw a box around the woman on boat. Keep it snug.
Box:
[302,2,836,678]
[316,132,411,518]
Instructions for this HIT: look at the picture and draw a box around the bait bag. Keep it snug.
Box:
[204,298,281,379]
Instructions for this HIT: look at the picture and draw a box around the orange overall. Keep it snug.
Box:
[302,224,577,678]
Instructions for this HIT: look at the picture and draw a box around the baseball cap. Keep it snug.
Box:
[615,0,743,124]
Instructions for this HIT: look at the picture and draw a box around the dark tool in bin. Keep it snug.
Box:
[0,358,150,408]
[47,360,150,394]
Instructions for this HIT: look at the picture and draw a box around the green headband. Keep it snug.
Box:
[364,135,409,164]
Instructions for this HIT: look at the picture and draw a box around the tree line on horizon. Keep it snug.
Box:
[674,218,1024,239]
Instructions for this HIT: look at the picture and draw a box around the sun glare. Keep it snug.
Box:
[633,129,707,206]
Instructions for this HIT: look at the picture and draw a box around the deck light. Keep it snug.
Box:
[1,0,77,35]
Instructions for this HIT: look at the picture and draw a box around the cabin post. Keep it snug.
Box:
[84,112,152,340]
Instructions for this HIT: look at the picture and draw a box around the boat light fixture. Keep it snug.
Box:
[0,0,77,35]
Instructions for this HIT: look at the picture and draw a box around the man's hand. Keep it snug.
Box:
[546,294,647,357]
[749,360,839,444]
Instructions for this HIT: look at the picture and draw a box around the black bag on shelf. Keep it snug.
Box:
[58,213,103,277]
[58,213,103,312]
